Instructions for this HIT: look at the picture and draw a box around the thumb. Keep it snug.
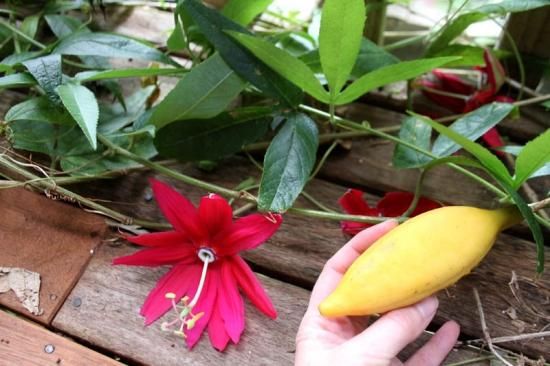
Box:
[342,297,439,359]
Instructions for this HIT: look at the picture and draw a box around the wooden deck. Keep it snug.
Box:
[1,5,549,366]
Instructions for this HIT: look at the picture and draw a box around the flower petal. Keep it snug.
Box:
[218,260,245,343]
[186,265,219,349]
[340,220,370,236]
[377,191,441,217]
[481,127,505,149]
[216,213,283,256]
[112,245,195,267]
[230,256,276,319]
[433,69,475,95]
[208,305,231,351]
[482,49,506,92]
[125,231,188,247]
[338,189,376,215]
[150,179,206,244]
[198,194,233,243]
[140,263,202,325]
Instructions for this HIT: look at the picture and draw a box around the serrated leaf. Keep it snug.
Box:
[0,73,36,89]
[336,56,460,105]
[181,0,303,107]
[513,130,550,188]
[23,54,63,104]
[413,112,513,186]
[56,84,99,150]
[426,12,487,56]
[319,0,365,94]
[229,31,329,103]
[222,0,273,26]
[432,103,515,157]
[10,120,75,157]
[5,96,75,125]
[53,31,176,65]
[258,113,319,212]
[155,107,272,161]
[75,67,185,82]
[150,53,245,129]
[393,116,432,169]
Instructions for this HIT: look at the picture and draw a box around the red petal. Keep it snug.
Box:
[198,194,233,242]
[140,263,202,325]
[216,213,283,256]
[218,261,245,343]
[464,89,495,112]
[112,245,195,267]
[208,306,231,351]
[433,69,476,95]
[338,189,377,215]
[230,256,276,319]
[150,179,207,244]
[377,192,441,217]
[125,231,188,247]
[186,265,219,349]
[419,78,467,113]
[481,127,505,152]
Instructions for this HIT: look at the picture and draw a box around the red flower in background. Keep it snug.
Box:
[339,189,442,235]
[113,179,282,351]
[419,49,514,149]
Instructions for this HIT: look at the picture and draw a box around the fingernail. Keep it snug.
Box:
[416,296,438,317]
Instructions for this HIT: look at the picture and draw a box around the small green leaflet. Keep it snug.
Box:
[56,84,100,150]
[222,0,273,26]
[150,53,245,129]
[319,0,366,94]
[0,73,36,89]
[258,113,319,212]
[5,96,75,125]
[23,55,63,105]
[513,129,550,189]
[393,116,432,169]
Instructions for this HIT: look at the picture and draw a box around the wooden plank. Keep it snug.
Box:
[0,188,108,325]
[52,243,485,365]
[0,310,121,366]
[69,158,550,359]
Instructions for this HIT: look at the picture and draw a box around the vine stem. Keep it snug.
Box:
[0,18,46,50]
[298,104,508,199]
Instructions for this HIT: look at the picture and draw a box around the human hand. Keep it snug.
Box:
[295,220,460,366]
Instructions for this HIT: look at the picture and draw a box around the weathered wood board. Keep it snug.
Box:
[52,243,488,365]
[69,155,550,360]
[0,188,107,324]
[0,310,121,366]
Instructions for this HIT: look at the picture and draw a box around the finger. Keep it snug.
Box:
[309,220,398,307]
[344,296,439,358]
[405,321,460,366]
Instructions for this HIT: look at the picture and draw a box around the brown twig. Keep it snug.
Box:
[473,288,515,366]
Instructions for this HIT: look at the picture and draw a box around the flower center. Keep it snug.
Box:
[161,247,215,338]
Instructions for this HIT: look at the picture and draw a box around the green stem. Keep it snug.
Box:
[383,34,426,51]
[329,102,336,125]
[287,207,401,224]
[0,18,46,50]
[309,140,338,181]
[300,190,338,213]
[299,104,508,199]
[401,169,426,218]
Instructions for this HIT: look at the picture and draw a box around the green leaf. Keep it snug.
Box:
[475,0,550,14]
[513,129,550,188]
[53,31,176,65]
[429,45,511,67]
[393,116,432,169]
[45,14,85,38]
[23,54,63,104]
[56,84,99,150]
[352,38,400,78]
[412,112,513,186]
[10,120,74,157]
[167,14,186,52]
[181,0,302,107]
[99,86,156,134]
[336,56,459,105]
[222,0,273,26]
[19,15,40,52]
[319,0,365,94]
[426,12,487,56]
[0,73,36,89]
[155,107,272,161]
[499,182,544,273]
[75,67,185,82]
[5,96,75,125]
[258,112,319,212]
[432,103,515,157]
[229,31,329,103]
[150,53,245,129]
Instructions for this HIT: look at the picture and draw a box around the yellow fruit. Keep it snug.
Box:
[319,206,523,317]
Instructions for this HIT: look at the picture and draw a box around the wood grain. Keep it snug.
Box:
[0,310,121,366]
